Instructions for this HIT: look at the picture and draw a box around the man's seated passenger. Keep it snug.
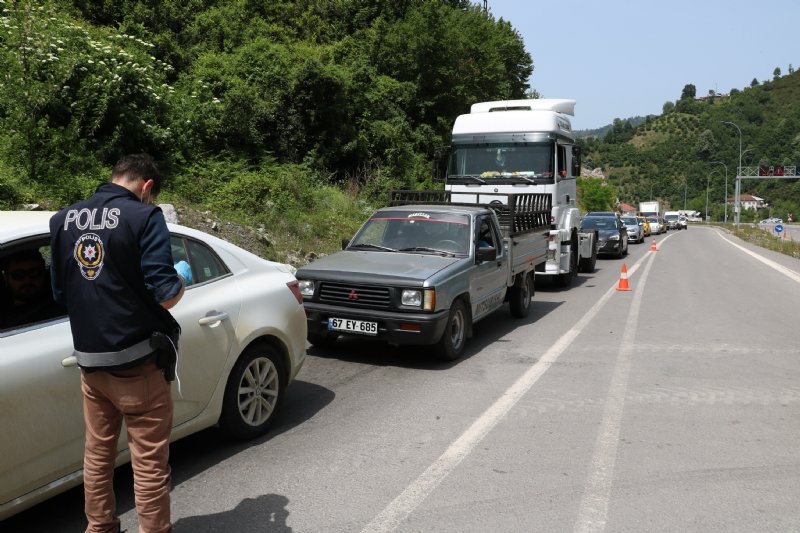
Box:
[0,249,65,329]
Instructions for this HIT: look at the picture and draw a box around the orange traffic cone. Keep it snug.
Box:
[616,263,632,291]
[650,239,658,252]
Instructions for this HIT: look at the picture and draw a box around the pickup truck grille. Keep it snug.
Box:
[319,282,391,308]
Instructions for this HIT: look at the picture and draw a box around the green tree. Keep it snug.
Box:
[578,177,616,212]
[680,84,696,100]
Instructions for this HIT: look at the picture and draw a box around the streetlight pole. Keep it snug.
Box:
[721,121,742,226]
[711,161,728,223]
[683,177,687,211]
[705,172,712,223]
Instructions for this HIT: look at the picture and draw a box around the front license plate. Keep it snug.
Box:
[328,317,378,336]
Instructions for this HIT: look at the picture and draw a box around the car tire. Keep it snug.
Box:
[434,299,468,361]
[509,272,534,318]
[220,342,286,440]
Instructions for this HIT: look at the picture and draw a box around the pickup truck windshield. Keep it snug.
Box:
[350,211,471,255]
[447,142,555,184]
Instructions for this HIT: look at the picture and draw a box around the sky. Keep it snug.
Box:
[480,0,800,131]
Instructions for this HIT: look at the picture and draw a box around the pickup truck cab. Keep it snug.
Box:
[296,191,550,360]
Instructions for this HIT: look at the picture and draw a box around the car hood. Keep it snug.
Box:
[297,250,463,285]
[591,228,620,239]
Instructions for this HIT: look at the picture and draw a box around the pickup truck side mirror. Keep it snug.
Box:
[475,245,497,263]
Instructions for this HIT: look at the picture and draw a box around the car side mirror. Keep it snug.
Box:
[475,245,497,263]
[341,239,350,250]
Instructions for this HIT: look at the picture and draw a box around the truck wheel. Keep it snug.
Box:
[557,234,578,287]
[509,272,533,318]
[578,235,598,273]
[435,299,468,361]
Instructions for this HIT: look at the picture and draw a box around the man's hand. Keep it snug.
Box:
[174,260,192,285]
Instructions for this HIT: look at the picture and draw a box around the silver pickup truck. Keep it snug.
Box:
[295,191,551,360]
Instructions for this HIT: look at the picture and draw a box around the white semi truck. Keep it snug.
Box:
[442,99,597,286]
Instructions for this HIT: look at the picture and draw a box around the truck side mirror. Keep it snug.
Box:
[571,145,581,177]
[475,245,497,263]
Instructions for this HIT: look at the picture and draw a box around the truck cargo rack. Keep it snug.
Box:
[388,190,551,236]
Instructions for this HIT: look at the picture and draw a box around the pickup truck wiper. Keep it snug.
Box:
[348,243,398,252]
[398,246,456,257]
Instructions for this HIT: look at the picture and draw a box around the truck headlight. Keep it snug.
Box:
[402,289,436,310]
[402,289,422,307]
[297,279,315,298]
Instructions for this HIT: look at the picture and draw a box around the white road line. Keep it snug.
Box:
[572,251,657,533]
[361,251,657,533]
[716,230,800,284]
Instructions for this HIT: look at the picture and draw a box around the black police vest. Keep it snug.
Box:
[50,183,178,364]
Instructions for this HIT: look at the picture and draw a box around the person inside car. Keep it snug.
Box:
[0,248,65,329]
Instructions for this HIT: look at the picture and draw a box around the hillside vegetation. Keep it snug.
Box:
[580,73,800,222]
[0,0,531,262]
[2,1,799,264]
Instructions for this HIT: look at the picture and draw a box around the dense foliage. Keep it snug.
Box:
[0,0,533,258]
[580,73,800,223]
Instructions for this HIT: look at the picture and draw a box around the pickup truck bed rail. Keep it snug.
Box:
[388,190,551,237]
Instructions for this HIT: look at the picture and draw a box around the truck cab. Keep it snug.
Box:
[442,99,594,284]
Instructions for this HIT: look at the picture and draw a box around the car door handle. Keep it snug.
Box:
[198,312,229,326]
[62,355,78,367]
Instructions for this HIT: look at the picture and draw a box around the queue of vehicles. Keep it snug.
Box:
[2,98,693,520]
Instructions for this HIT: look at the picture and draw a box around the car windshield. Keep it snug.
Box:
[621,217,638,225]
[580,217,616,230]
[665,215,678,221]
[447,142,555,182]
[349,210,471,255]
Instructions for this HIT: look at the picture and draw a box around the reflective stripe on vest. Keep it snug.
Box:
[73,338,153,368]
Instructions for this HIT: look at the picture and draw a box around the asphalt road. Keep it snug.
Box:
[5,226,800,533]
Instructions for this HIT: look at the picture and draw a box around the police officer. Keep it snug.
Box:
[50,153,191,533]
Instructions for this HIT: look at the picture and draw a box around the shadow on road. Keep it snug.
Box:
[173,494,292,532]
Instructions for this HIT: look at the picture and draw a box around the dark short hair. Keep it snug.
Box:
[111,153,163,196]
[1,248,45,273]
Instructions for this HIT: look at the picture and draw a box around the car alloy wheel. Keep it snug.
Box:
[220,343,286,440]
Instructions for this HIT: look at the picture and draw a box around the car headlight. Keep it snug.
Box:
[401,289,422,307]
[608,234,619,240]
[401,289,435,310]
[297,279,315,298]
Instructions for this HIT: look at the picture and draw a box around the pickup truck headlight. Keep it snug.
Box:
[402,289,422,307]
[297,279,315,298]
[402,289,436,311]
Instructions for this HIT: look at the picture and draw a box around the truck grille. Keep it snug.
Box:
[319,282,391,308]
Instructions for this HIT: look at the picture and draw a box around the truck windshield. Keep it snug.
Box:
[447,143,555,183]
[350,211,471,256]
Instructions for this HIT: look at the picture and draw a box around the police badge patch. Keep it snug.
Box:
[74,233,105,280]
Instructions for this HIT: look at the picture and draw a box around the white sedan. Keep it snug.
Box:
[0,211,307,520]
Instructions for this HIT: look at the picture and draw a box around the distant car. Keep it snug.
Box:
[0,211,308,520]
[620,215,645,243]
[678,216,688,230]
[637,216,651,237]
[580,215,628,258]
[760,218,782,225]
[664,213,681,230]
[647,216,662,234]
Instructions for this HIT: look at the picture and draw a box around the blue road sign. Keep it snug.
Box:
[775,224,784,233]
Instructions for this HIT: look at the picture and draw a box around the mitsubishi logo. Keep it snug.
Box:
[348,289,358,300]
